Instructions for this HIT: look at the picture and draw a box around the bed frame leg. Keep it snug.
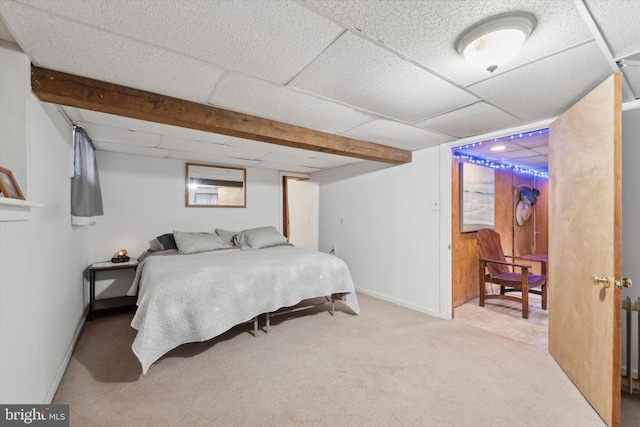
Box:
[253,316,258,337]
[266,312,270,333]
[331,300,335,316]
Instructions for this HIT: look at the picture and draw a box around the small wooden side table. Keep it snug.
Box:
[519,254,548,277]
[88,259,139,320]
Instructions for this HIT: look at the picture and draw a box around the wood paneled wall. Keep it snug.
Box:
[451,159,549,308]
[451,159,481,307]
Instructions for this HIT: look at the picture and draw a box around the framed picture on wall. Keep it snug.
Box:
[0,166,25,200]
[459,162,495,233]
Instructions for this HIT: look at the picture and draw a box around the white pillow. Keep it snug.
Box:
[173,231,228,254]
[215,229,238,246]
[233,226,287,250]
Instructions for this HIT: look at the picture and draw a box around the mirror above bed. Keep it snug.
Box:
[186,163,246,208]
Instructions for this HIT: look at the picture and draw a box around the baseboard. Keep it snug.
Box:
[44,310,87,403]
[355,288,444,319]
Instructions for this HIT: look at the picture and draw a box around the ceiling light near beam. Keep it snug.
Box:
[456,13,536,72]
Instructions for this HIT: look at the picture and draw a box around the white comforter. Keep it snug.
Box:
[127,246,359,373]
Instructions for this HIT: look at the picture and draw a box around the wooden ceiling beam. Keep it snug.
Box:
[31,65,411,165]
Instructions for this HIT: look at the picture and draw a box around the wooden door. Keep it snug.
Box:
[283,176,291,238]
[548,74,622,426]
[283,176,319,250]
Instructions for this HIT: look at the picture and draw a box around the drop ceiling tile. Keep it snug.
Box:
[81,124,160,147]
[76,110,231,144]
[1,2,224,103]
[290,32,478,123]
[19,0,343,83]
[620,59,640,97]
[209,72,377,133]
[585,0,640,59]
[526,156,549,166]
[304,0,594,86]
[159,136,267,160]
[342,119,455,151]
[416,102,522,138]
[94,141,169,158]
[511,156,549,169]
[60,106,83,122]
[469,41,612,122]
[455,141,528,158]
[166,151,259,168]
[531,146,549,155]
[509,132,549,148]
[0,17,16,43]
[498,149,546,160]
[147,125,231,145]
[255,161,321,174]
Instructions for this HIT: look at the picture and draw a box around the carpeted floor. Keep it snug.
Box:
[54,293,611,426]
[455,293,640,426]
[621,392,640,425]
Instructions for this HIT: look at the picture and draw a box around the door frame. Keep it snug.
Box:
[438,119,553,320]
[440,101,640,318]
[278,171,311,238]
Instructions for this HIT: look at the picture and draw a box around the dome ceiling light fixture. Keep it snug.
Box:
[456,13,536,73]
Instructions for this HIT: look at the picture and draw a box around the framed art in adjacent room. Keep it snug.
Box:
[459,161,495,233]
[0,166,25,200]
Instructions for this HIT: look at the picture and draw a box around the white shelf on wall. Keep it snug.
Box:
[0,198,43,222]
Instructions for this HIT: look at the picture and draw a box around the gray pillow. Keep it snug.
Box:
[234,226,287,250]
[149,238,163,252]
[173,231,228,254]
[215,229,238,246]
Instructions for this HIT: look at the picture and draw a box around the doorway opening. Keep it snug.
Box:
[450,129,550,349]
[282,175,319,251]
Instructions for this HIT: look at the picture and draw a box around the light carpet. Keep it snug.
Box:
[54,293,607,426]
[455,293,639,426]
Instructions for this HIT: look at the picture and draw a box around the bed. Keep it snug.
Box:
[126,227,359,374]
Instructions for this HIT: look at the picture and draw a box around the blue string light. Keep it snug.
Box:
[453,153,549,178]
[452,128,549,178]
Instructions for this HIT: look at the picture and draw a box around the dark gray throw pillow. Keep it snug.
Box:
[156,233,178,250]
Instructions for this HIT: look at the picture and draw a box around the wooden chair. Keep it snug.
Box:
[476,228,547,319]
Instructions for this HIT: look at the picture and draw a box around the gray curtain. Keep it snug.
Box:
[71,126,104,225]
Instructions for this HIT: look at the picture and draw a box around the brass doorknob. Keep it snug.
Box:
[591,275,611,288]
[615,278,632,289]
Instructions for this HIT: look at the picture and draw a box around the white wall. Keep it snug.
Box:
[91,151,281,297]
[622,106,640,379]
[0,42,88,404]
[315,147,443,316]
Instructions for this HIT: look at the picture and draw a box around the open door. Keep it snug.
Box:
[548,74,622,426]
[282,176,319,251]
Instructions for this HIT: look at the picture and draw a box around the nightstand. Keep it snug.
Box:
[88,259,139,320]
